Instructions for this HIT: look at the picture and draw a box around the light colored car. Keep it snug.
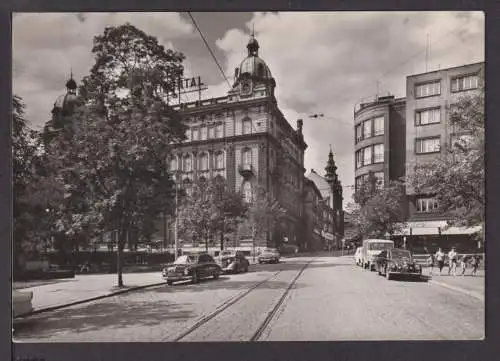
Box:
[258,248,280,264]
[13,289,33,318]
[218,251,250,273]
[354,247,363,266]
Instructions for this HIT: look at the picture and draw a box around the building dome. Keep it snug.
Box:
[52,74,79,115]
[238,55,273,79]
[233,34,276,89]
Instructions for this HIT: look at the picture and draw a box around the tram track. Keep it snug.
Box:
[172,258,314,342]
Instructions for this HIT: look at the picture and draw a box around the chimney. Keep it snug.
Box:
[297,119,303,134]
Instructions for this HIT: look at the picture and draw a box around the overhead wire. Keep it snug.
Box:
[187,12,232,90]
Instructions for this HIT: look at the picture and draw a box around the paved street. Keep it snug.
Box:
[13,256,484,342]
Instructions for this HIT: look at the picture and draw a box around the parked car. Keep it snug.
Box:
[374,248,422,280]
[257,248,280,264]
[361,239,395,271]
[162,253,222,285]
[218,251,250,274]
[354,247,363,266]
[13,289,33,318]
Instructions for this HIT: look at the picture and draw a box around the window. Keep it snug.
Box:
[416,198,439,213]
[363,119,372,139]
[373,116,384,136]
[242,148,252,166]
[373,143,384,163]
[416,137,441,154]
[416,107,441,126]
[243,182,252,202]
[451,74,479,92]
[185,129,192,141]
[243,118,252,135]
[216,123,223,138]
[415,81,441,98]
[183,179,192,196]
[200,126,207,140]
[199,153,209,171]
[183,155,192,172]
[192,127,199,141]
[208,126,215,139]
[214,152,224,169]
[356,150,363,169]
[374,171,384,189]
[363,146,372,166]
[355,124,363,142]
[169,157,177,171]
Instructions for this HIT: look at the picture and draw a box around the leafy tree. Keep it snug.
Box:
[411,83,484,228]
[243,186,286,249]
[177,179,247,251]
[352,180,406,239]
[47,24,186,287]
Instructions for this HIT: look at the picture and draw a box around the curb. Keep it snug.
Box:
[428,279,484,301]
[17,281,166,318]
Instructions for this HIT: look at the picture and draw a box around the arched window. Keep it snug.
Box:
[169,157,177,171]
[199,153,209,171]
[183,155,192,172]
[215,152,225,169]
[242,148,252,166]
[243,181,252,203]
[243,118,252,135]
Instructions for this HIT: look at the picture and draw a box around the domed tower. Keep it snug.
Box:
[43,72,80,144]
[229,31,276,101]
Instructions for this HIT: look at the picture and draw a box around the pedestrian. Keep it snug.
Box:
[435,248,445,275]
[460,255,468,276]
[471,255,479,276]
[448,247,458,276]
[427,253,435,276]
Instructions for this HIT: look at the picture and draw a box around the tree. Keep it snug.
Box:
[47,24,186,287]
[411,83,484,228]
[244,186,286,250]
[352,180,406,239]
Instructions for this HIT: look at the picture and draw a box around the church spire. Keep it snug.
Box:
[325,145,338,183]
[65,68,77,94]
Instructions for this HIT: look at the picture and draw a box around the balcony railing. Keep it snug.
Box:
[238,163,254,178]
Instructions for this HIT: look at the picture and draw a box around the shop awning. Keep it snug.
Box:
[441,225,482,235]
[395,221,482,236]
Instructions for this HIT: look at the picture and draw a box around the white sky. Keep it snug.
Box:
[12,11,485,203]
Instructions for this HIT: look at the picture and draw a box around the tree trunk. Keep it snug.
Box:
[220,231,224,251]
[116,229,124,288]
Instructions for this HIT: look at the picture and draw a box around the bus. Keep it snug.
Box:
[362,239,394,271]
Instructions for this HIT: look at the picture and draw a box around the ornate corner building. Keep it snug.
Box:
[170,34,307,250]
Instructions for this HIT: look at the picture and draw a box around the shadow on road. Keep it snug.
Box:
[13,297,196,339]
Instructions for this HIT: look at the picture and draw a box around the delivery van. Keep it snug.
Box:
[362,239,394,271]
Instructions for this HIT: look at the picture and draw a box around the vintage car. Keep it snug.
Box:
[218,251,250,274]
[354,247,363,266]
[162,253,222,285]
[13,289,34,318]
[374,248,422,280]
[257,248,280,264]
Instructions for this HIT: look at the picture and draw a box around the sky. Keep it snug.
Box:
[12,11,484,203]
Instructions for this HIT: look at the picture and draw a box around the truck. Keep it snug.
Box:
[362,239,395,271]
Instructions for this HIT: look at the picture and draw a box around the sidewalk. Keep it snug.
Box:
[422,267,484,301]
[18,272,164,315]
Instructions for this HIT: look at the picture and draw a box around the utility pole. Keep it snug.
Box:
[174,179,179,258]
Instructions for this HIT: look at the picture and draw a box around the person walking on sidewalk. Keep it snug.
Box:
[460,255,468,276]
[448,247,458,276]
[427,253,435,275]
[471,255,480,276]
[435,248,445,275]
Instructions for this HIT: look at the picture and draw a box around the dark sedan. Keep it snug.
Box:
[374,248,422,280]
[162,253,222,285]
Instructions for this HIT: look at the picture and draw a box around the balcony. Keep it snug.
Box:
[238,163,254,178]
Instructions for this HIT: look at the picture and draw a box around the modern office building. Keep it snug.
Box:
[354,95,406,192]
[352,62,484,252]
